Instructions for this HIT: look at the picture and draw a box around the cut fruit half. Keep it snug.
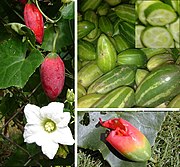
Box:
[145,2,177,26]
[135,25,145,48]
[137,0,160,25]
[169,18,180,43]
[141,27,173,48]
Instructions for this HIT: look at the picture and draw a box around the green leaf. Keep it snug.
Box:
[78,112,167,167]
[41,19,73,52]
[61,2,74,20]
[5,23,36,44]
[0,38,44,89]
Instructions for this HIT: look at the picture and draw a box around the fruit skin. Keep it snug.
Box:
[78,61,103,88]
[99,118,151,162]
[92,86,135,108]
[80,0,102,12]
[97,34,117,73]
[87,66,135,94]
[135,64,180,107]
[78,21,95,39]
[24,3,44,44]
[40,53,65,101]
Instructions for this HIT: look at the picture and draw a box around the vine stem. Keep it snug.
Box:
[28,39,36,50]
[0,133,31,156]
[35,0,61,23]
[52,27,59,53]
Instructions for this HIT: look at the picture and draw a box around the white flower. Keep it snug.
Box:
[23,102,74,159]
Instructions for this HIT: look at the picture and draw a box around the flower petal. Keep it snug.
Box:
[24,104,41,124]
[51,127,75,145]
[56,112,71,127]
[40,102,63,119]
[23,124,49,146]
[39,102,70,126]
[41,142,59,159]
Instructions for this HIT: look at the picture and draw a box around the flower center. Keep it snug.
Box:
[43,119,56,133]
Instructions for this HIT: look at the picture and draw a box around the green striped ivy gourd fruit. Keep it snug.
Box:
[40,53,65,101]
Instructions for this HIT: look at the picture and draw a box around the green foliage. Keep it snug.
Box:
[61,1,75,20]
[78,112,167,167]
[0,38,44,89]
[147,112,180,167]
[0,0,74,166]
[41,19,73,52]
[78,150,103,167]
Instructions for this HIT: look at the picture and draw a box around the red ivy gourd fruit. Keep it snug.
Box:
[40,53,65,101]
[99,118,151,162]
[24,3,44,44]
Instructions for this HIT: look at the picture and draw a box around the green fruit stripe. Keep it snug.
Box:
[78,93,104,108]
[80,0,102,12]
[97,2,110,16]
[97,34,117,73]
[92,86,135,108]
[83,28,101,42]
[78,61,103,88]
[113,35,130,53]
[107,11,118,23]
[78,40,97,60]
[84,10,99,39]
[135,65,180,107]
[113,4,136,23]
[147,54,174,71]
[99,16,114,36]
[135,69,149,86]
[78,21,95,39]
[168,94,180,108]
[117,49,147,68]
[141,48,168,59]
[87,66,135,94]
[119,22,135,45]
[105,0,121,6]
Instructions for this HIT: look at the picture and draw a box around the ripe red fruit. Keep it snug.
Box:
[99,118,151,162]
[40,53,65,101]
[24,3,44,44]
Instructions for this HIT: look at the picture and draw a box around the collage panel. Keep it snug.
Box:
[77,111,180,167]
[0,0,75,166]
[77,0,180,109]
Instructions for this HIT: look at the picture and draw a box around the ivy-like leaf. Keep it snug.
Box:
[0,38,44,89]
[78,112,166,167]
[5,23,36,44]
[41,19,73,52]
[61,1,74,20]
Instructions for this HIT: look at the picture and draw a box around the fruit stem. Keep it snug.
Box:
[52,27,59,53]
[35,0,61,23]
[28,39,36,50]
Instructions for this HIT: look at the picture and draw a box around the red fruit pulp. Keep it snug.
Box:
[40,54,65,101]
[24,3,44,44]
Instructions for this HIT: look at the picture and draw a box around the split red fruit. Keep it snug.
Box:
[24,3,44,44]
[99,118,151,162]
[40,53,65,101]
